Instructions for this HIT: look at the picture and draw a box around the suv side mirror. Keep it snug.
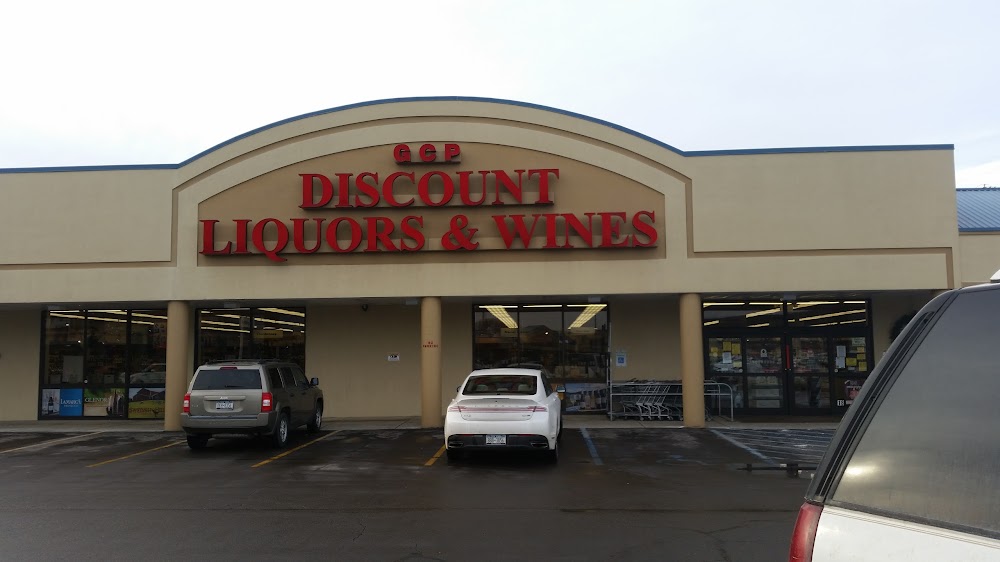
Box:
[310,377,319,386]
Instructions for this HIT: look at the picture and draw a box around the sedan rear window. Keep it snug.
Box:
[463,375,537,395]
[192,369,263,390]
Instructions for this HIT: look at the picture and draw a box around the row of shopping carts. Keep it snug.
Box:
[607,379,735,421]
[609,381,684,420]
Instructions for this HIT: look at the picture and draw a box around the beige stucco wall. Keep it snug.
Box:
[0,100,957,306]
[304,301,473,418]
[958,233,1000,286]
[870,291,937,361]
[608,296,681,381]
[0,310,41,420]
[0,169,174,265]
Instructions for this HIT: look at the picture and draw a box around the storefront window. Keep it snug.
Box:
[474,307,519,370]
[253,308,306,368]
[472,303,610,411]
[41,309,167,419]
[44,311,85,386]
[703,302,784,329]
[128,310,168,419]
[518,306,562,374]
[787,300,867,328]
[196,308,306,369]
[197,309,252,363]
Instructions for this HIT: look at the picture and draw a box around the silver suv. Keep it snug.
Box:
[180,359,324,450]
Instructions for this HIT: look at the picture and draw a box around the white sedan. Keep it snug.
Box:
[444,368,562,462]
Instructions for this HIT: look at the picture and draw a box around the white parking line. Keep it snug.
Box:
[0,432,105,454]
[710,429,773,464]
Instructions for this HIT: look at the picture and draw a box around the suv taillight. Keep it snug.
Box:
[183,393,190,414]
[261,392,273,413]
[789,501,822,562]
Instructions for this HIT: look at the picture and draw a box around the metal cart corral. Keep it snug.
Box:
[608,379,735,421]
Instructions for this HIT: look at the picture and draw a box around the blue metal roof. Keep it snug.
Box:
[957,188,1000,232]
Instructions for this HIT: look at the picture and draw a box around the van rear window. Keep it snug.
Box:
[192,369,263,390]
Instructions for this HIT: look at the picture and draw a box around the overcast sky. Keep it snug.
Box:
[2,0,997,187]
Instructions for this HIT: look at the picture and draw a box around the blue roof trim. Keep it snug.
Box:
[0,96,955,174]
[959,227,1000,233]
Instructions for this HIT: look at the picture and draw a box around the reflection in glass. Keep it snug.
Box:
[793,376,830,409]
[792,337,828,374]
[472,304,609,383]
[746,337,783,373]
[197,309,252,364]
[702,302,784,329]
[85,310,128,388]
[747,375,783,408]
[788,301,867,328]
[45,311,85,385]
[253,308,306,368]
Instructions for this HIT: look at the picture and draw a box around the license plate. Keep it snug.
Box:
[215,401,234,410]
[485,434,506,445]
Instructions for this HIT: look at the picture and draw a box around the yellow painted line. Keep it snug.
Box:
[0,432,105,455]
[252,431,340,468]
[424,445,446,467]
[87,440,184,468]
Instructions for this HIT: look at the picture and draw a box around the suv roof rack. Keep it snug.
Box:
[203,359,289,365]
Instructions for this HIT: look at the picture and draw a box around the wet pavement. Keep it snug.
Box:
[0,426,815,561]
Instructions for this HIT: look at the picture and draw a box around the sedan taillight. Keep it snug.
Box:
[789,501,822,562]
[447,405,461,412]
[182,393,190,414]
[261,392,273,413]
[531,406,547,412]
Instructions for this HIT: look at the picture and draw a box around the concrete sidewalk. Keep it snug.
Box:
[0,415,840,433]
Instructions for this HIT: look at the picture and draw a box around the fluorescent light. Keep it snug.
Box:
[259,307,305,317]
[746,307,782,318]
[703,320,720,326]
[703,302,747,307]
[522,304,562,308]
[797,309,867,322]
[483,306,518,328]
[568,304,606,329]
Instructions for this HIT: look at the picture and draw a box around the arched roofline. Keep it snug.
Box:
[1,96,954,174]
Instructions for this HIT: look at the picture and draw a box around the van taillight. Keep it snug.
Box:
[261,392,273,413]
[789,501,822,562]
[183,393,190,414]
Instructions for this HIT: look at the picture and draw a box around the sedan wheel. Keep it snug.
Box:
[271,413,290,448]
[546,440,559,463]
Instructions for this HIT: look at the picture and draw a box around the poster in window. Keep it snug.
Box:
[83,388,126,417]
[41,389,61,417]
[128,387,166,419]
[564,383,608,412]
[59,389,83,417]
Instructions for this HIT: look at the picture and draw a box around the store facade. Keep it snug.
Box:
[0,97,973,427]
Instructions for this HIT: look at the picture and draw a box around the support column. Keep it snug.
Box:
[164,301,191,432]
[420,297,442,428]
[679,293,706,428]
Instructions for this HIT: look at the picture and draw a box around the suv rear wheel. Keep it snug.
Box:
[186,435,209,450]
[307,404,323,432]
[271,413,290,448]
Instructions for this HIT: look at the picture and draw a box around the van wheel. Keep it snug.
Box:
[186,435,209,450]
[271,413,290,448]
[307,404,323,433]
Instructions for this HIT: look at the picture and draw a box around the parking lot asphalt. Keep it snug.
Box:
[0,423,823,562]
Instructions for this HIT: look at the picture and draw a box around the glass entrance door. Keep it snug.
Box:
[788,336,831,414]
